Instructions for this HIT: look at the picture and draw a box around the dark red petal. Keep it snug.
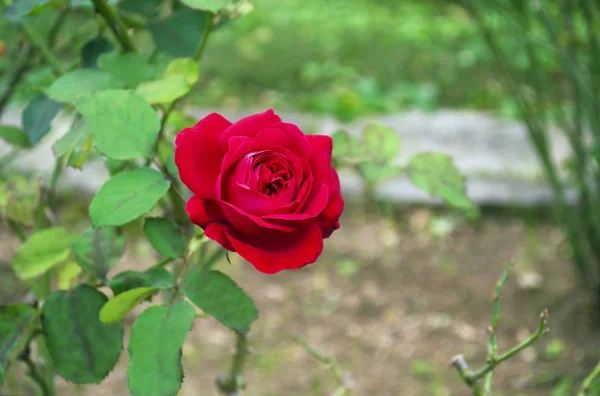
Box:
[175,113,232,199]
[262,183,329,221]
[218,109,281,152]
[185,196,226,228]
[225,224,324,274]
[275,122,312,160]
[218,200,296,234]
[204,223,235,252]
[310,152,334,186]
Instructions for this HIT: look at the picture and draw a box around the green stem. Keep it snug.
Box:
[8,220,27,242]
[579,360,600,396]
[91,0,136,52]
[218,332,249,395]
[21,23,64,76]
[294,335,350,393]
[24,356,51,396]
[153,257,174,269]
[193,14,214,62]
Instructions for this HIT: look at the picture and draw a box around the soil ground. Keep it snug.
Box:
[1,203,599,396]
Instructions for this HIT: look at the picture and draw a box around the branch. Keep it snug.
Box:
[217,332,249,395]
[23,356,51,396]
[578,360,600,396]
[20,23,64,76]
[91,0,136,52]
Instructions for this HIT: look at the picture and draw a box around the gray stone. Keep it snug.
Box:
[0,106,576,206]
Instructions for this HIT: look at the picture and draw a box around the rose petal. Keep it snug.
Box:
[186,196,226,228]
[275,122,312,159]
[218,109,281,152]
[175,113,232,199]
[262,183,329,221]
[306,134,333,155]
[218,200,296,234]
[226,224,324,274]
[205,223,235,252]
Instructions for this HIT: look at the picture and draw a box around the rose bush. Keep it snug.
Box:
[175,109,344,274]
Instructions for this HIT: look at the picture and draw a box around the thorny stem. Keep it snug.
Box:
[294,335,353,395]
[217,332,249,395]
[578,359,600,396]
[452,309,550,394]
[91,0,136,52]
[24,356,51,396]
[20,23,64,76]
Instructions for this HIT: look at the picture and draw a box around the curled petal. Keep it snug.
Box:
[218,109,281,152]
[204,223,235,252]
[186,196,226,228]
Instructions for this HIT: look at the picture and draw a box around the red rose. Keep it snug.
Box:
[174,109,344,274]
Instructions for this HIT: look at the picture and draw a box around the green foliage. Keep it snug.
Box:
[81,37,115,69]
[108,267,173,296]
[45,69,125,104]
[143,217,185,258]
[99,286,158,324]
[52,120,93,169]
[98,52,156,88]
[21,94,62,146]
[148,9,211,58]
[0,303,38,386]
[41,285,124,384]
[181,270,258,333]
[71,226,126,280]
[408,153,479,217]
[11,227,75,281]
[88,168,170,227]
[0,125,31,148]
[77,89,160,160]
[127,301,196,396]
[0,176,41,226]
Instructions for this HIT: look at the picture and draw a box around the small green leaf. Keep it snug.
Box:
[0,303,38,386]
[77,89,160,160]
[331,130,350,158]
[164,58,199,85]
[181,270,258,333]
[98,52,156,88]
[57,261,82,290]
[12,227,75,281]
[408,153,479,217]
[148,10,211,58]
[0,125,31,148]
[128,301,196,396]
[144,217,185,258]
[179,0,227,13]
[41,285,123,384]
[71,227,126,280]
[108,267,173,296]
[4,0,61,21]
[46,70,124,104]
[119,0,162,17]
[52,121,94,169]
[99,287,158,324]
[1,176,41,226]
[22,94,62,146]
[81,37,114,69]
[136,76,191,104]
[166,152,179,179]
[357,162,402,184]
[362,123,401,163]
[89,168,170,227]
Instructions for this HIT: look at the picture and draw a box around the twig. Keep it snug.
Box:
[0,42,33,117]
[217,332,249,395]
[294,335,353,395]
[91,0,136,52]
[8,220,27,242]
[20,23,65,76]
[23,356,51,396]
[578,360,600,396]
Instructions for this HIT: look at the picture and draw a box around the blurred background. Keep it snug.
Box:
[1,0,600,395]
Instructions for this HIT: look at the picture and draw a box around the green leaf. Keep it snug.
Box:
[148,10,210,58]
[166,152,179,179]
[1,176,41,226]
[46,70,124,104]
[4,0,62,21]
[143,217,185,258]
[0,125,31,148]
[164,58,199,85]
[57,261,82,290]
[22,94,62,146]
[181,270,258,333]
[136,76,191,104]
[119,0,162,17]
[99,286,158,324]
[108,267,173,296]
[52,121,94,169]
[128,301,195,396]
[71,227,126,280]
[77,90,160,160]
[12,227,75,281]
[357,162,402,184]
[331,130,350,158]
[41,285,123,384]
[407,153,479,216]
[81,37,114,69]
[0,304,38,386]
[179,0,227,13]
[89,168,170,227]
[98,52,156,88]
[362,123,401,163]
